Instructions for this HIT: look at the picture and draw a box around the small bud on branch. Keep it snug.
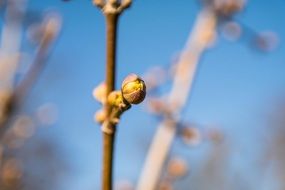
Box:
[121,74,146,105]
[93,0,105,8]
[107,90,126,108]
[94,109,106,124]
[93,0,132,15]
[93,82,107,104]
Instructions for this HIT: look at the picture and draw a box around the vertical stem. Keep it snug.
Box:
[102,131,115,190]
[102,13,118,190]
[105,14,118,99]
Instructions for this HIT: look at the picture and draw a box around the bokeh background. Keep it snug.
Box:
[1,0,285,189]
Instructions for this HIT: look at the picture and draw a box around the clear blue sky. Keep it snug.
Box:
[24,0,285,189]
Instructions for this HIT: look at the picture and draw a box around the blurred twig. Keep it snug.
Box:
[14,15,61,105]
[0,12,61,139]
[0,0,27,128]
[136,9,217,190]
[137,0,246,188]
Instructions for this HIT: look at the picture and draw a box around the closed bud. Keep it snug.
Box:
[107,90,125,107]
[94,109,106,124]
[167,157,189,178]
[212,0,245,16]
[121,0,132,8]
[93,82,107,103]
[121,74,146,105]
[93,0,105,8]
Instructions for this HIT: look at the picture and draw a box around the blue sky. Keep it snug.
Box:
[22,0,285,189]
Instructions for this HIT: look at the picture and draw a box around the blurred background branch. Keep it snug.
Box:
[137,0,246,189]
[0,1,61,138]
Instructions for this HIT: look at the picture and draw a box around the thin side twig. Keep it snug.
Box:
[0,0,27,127]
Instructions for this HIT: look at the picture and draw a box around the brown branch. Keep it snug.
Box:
[101,13,118,190]
[93,1,133,189]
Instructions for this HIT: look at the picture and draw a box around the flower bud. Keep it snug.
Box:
[167,157,188,178]
[94,109,106,124]
[93,0,105,8]
[121,0,132,8]
[93,82,107,103]
[121,74,146,105]
[212,0,245,16]
[107,90,125,107]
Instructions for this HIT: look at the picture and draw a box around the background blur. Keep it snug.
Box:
[1,0,285,189]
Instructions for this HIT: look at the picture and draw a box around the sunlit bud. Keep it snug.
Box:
[44,13,62,40]
[93,82,107,103]
[107,90,125,107]
[93,0,105,8]
[203,0,245,16]
[109,0,117,4]
[121,0,132,8]
[167,157,189,178]
[94,109,106,124]
[121,74,146,105]
[215,0,245,16]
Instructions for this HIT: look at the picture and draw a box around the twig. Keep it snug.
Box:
[93,1,132,189]
[102,13,118,190]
